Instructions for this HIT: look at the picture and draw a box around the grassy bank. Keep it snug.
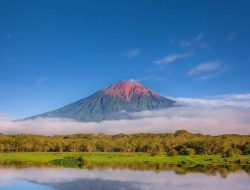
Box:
[0,152,250,166]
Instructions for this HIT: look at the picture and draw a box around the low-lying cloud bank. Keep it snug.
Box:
[170,93,250,108]
[0,93,250,135]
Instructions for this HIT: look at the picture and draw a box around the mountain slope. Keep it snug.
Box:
[26,81,176,122]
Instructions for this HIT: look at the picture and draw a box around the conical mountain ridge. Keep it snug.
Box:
[26,81,176,122]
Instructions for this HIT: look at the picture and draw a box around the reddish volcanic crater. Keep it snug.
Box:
[103,80,159,101]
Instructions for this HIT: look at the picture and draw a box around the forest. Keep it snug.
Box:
[0,130,250,156]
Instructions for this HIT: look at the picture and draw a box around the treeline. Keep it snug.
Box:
[0,130,250,156]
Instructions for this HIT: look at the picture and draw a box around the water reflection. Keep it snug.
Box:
[0,163,250,190]
[1,161,250,178]
[0,179,52,190]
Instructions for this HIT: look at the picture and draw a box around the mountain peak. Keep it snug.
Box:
[24,80,176,122]
[103,80,159,101]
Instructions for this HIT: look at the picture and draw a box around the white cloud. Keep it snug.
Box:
[0,106,249,136]
[188,61,222,76]
[154,53,194,65]
[180,33,208,49]
[1,93,249,135]
[194,33,204,41]
[180,41,192,48]
[125,48,140,59]
[170,93,250,108]
[226,33,236,42]
[37,77,48,83]
[136,75,166,82]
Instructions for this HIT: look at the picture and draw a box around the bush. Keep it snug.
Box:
[51,156,87,167]
[148,145,160,156]
[168,149,178,156]
[178,148,195,156]
[149,149,159,156]
[175,130,189,136]
[242,143,250,155]
[78,155,84,162]
[222,148,242,157]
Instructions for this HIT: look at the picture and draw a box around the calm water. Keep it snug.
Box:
[0,164,250,190]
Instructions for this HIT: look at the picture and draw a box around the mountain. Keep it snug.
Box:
[26,80,176,122]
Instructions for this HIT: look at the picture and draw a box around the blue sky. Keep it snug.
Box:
[1,0,250,119]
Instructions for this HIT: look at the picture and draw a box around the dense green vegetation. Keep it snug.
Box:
[1,153,250,177]
[0,130,249,156]
[51,155,86,167]
[0,152,250,166]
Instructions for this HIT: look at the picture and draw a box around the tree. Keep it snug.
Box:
[175,130,189,136]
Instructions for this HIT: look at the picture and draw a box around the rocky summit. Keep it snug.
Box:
[25,81,176,122]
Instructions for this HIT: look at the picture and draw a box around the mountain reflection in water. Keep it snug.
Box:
[0,163,250,190]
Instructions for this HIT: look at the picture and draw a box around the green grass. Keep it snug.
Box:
[0,152,250,167]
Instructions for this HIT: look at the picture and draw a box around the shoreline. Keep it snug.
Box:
[0,152,249,166]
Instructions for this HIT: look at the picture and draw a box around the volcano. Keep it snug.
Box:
[26,80,176,122]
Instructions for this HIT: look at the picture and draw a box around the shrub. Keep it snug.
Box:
[77,155,84,162]
[149,149,159,156]
[178,148,195,156]
[168,149,178,156]
[242,143,250,155]
[148,145,160,156]
[51,156,87,167]
[175,130,189,136]
[222,148,242,157]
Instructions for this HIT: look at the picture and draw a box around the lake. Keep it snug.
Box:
[0,163,250,190]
